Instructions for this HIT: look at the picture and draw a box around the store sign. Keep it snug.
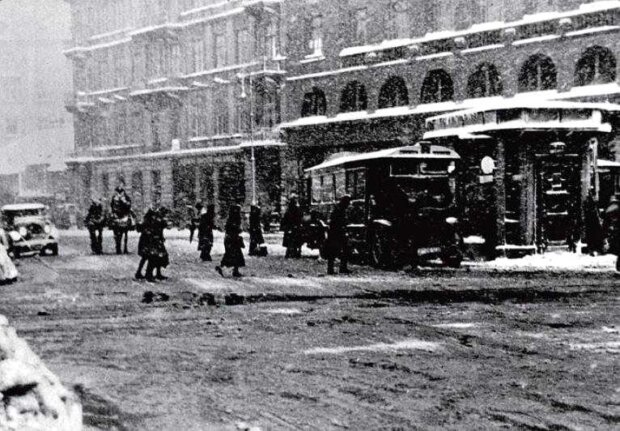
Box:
[480,156,495,175]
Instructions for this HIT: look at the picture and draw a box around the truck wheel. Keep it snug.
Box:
[441,247,463,268]
[370,231,391,269]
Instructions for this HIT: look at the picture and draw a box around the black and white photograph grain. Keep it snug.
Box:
[0,0,618,430]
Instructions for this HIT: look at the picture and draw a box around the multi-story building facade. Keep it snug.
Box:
[65,0,620,227]
[65,0,285,220]
[0,0,74,203]
[279,0,620,253]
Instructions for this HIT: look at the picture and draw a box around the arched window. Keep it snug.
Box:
[301,87,327,117]
[518,54,557,92]
[340,81,368,112]
[420,69,454,104]
[467,63,503,99]
[378,76,409,109]
[575,46,616,87]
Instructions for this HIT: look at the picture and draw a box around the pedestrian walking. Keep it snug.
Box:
[584,191,604,255]
[110,185,133,254]
[249,204,267,256]
[135,208,157,281]
[282,195,303,258]
[602,195,620,272]
[216,204,245,277]
[188,200,202,244]
[149,207,170,280]
[198,204,215,261]
[135,207,170,281]
[324,195,352,275]
[85,198,105,254]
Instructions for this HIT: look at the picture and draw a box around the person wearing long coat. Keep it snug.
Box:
[216,205,245,277]
[324,195,352,275]
[282,196,303,258]
[198,204,215,261]
[584,191,605,255]
[85,198,105,255]
[249,204,266,256]
[603,195,620,272]
[135,208,157,280]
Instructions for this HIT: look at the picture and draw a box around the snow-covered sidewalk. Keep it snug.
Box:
[465,251,618,273]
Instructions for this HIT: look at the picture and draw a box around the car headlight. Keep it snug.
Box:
[445,217,458,225]
[8,231,21,241]
[18,226,28,237]
[44,225,51,234]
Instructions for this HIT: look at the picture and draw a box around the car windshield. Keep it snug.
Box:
[393,178,453,208]
[2,209,46,226]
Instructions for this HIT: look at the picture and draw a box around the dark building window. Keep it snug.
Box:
[301,87,327,117]
[518,54,557,92]
[340,81,368,112]
[467,63,503,99]
[420,69,454,104]
[131,171,144,216]
[214,98,229,135]
[575,46,616,87]
[378,76,409,109]
[151,170,162,208]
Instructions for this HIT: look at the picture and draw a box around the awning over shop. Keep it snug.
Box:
[423,100,620,139]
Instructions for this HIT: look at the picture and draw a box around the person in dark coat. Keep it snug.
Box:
[189,201,202,244]
[584,191,605,255]
[602,195,620,272]
[216,205,245,277]
[149,207,170,280]
[85,198,105,255]
[198,204,215,261]
[135,208,157,281]
[249,204,267,256]
[324,195,352,275]
[282,195,303,258]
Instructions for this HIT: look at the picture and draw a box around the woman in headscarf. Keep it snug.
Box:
[198,204,216,261]
[216,205,245,277]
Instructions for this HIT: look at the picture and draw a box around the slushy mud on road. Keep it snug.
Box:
[0,231,618,430]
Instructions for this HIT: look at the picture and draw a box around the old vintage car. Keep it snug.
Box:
[0,203,59,257]
[304,142,463,268]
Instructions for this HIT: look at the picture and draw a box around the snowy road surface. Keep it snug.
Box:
[0,231,618,430]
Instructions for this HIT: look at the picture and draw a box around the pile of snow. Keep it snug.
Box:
[0,315,82,431]
[470,251,617,271]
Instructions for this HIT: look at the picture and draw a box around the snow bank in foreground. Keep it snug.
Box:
[0,315,82,431]
[468,251,617,271]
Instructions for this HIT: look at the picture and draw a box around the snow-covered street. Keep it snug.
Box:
[0,231,617,430]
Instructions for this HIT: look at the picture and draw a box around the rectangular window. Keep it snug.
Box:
[354,8,368,44]
[151,170,162,207]
[213,31,226,68]
[308,16,323,56]
[234,28,251,64]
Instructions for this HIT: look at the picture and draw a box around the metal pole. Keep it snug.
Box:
[249,73,256,205]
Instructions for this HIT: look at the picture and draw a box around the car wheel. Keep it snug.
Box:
[12,249,20,259]
[50,244,59,256]
[441,246,463,268]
